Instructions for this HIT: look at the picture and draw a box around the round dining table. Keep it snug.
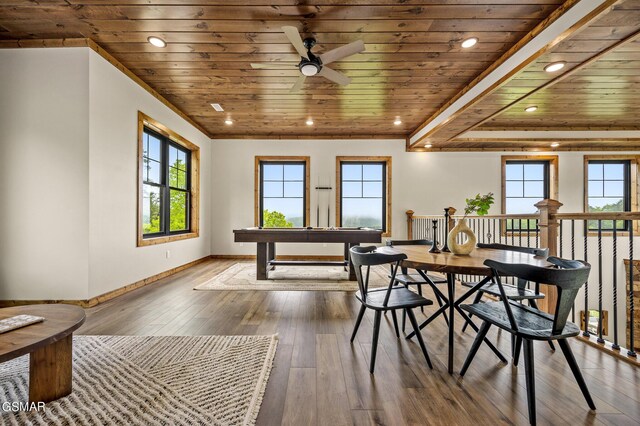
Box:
[378,245,551,374]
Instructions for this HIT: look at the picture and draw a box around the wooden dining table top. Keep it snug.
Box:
[377,245,551,276]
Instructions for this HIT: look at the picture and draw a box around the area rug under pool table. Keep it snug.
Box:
[193,263,392,291]
[0,334,278,425]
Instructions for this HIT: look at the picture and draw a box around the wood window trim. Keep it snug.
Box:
[501,155,558,236]
[137,111,200,247]
[254,156,311,227]
[336,156,392,238]
[583,155,640,236]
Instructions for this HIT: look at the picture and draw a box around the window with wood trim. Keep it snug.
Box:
[336,157,392,236]
[501,156,558,232]
[255,157,310,228]
[138,112,200,246]
[584,156,639,232]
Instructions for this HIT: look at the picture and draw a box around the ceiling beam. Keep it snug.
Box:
[407,0,619,149]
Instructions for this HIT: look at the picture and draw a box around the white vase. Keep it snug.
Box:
[446,218,476,255]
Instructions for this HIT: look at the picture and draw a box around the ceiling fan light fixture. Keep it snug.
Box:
[147,36,166,48]
[544,61,566,73]
[461,37,478,49]
[524,105,538,112]
[300,63,320,76]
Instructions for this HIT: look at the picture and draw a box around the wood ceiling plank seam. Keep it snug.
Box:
[406,0,618,149]
[459,28,640,138]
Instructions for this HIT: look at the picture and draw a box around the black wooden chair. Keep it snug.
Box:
[460,257,595,425]
[386,239,449,332]
[461,243,554,357]
[349,246,434,374]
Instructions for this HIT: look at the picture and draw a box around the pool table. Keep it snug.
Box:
[233,227,383,280]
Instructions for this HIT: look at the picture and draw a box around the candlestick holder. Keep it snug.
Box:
[429,220,441,253]
[441,208,451,252]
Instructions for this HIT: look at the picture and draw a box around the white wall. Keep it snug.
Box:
[0,47,211,300]
[210,139,599,255]
[88,50,211,298]
[0,48,90,299]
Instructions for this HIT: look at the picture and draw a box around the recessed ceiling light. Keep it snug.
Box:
[425,144,433,148]
[224,118,233,125]
[306,119,314,126]
[393,118,402,126]
[211,103,224,112]
[544,61,566,73]
[147,36,166,48]
[524,106,538,113]
[550,142,560,148]
[461,37,478,49]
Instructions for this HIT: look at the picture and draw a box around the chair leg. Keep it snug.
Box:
[406,308,433,369]
[390,309,400,338]
[529,300,556,353]
[370,310,382,374]
[402,309,407,333]
[547,341,556,352]
[513,336,523,366]
[523,339,537,425]
[460,321,491,377]
[417,284,425,313]
[350,305,366,343]
[558,339,596,410]
[461,291,483,333]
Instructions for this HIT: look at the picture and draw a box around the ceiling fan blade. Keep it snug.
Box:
[319,40,364,65]
[318,67,351,85]
[282,26,309,60]
[251,63,296,69]
[290,75,306,93]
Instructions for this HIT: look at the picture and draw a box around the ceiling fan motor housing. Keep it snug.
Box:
[299,38,322,76]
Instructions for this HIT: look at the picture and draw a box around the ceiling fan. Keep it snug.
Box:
[251,26,365,93]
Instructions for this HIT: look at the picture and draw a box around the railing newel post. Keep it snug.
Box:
[406,210,414,240]
[534,199,562,314]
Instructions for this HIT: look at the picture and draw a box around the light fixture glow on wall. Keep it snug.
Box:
[544,61,566,73]
[224,118,233,125]
[524,106,538,112]
[306,119,314,126]
[147,36,167,48]
[461,37,478,49]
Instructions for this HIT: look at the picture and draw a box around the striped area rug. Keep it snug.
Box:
[0,335,278,425]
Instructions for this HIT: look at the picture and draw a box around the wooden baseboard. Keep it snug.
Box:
[210,254,344,261]
[576,334,639,367]
[0,256,211,309]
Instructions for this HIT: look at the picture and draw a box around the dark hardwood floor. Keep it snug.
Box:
[78,259,640,426]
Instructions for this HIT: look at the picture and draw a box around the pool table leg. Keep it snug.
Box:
[257,242,268,280]
[347,243,359,281]
[268,242,276,270]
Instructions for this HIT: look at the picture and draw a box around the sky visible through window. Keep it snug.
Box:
[341,163,384,230]
[262,163,305,227]
[504,162,546,214]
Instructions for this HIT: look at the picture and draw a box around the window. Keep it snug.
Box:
[138,112,200,246]
[336,157,392,236]
[255,157,310,227]
[584,156,639,232]
[501,156,558,232]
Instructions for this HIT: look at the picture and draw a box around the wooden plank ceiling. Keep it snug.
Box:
[0,0,570,139]
[408,0,640,150]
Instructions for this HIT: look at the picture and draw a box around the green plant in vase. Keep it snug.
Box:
[448,192,495,255]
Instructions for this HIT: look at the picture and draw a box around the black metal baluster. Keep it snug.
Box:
[527,219,531,248]
[612,225,619,350]
[535,219,539,248]
[518,219,522,247]
[583,224,589,337]
[597,220,604,344]
[559,220,563,257]
[629,222,637,357]
[571,219,576,323]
